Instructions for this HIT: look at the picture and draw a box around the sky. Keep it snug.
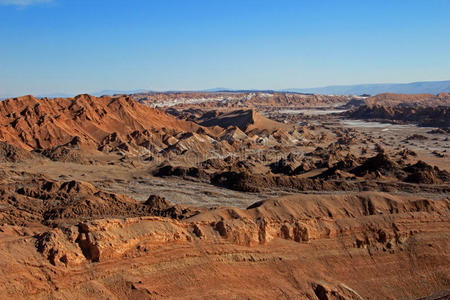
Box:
[0,0,449,97]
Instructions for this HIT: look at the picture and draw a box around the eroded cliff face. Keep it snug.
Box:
[0,191,448,299]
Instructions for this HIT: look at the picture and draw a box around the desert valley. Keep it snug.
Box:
[0,91,448,299]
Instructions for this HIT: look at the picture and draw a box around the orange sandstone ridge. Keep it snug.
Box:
[0,94,201,150]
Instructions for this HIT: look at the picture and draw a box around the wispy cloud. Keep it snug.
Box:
[0,0,52,6]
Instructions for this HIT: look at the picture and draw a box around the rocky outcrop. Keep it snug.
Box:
[347,104,450,128]
[404,161,450,184]
[0,141,34,162]
[199,109,290,132]
[364,92,450,107]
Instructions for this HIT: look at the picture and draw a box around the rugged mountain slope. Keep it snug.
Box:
[0,94,200,150]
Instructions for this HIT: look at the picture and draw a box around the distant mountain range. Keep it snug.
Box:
[91,89,152,97]
[281,80,450,95]
[148,80,450,96]
[1,80,449,99]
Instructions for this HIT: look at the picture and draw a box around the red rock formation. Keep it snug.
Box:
[0,94,200,150]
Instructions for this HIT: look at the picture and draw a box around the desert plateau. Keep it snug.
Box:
[0,91,448,299]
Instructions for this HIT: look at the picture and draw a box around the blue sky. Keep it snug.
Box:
[1,0,449,96]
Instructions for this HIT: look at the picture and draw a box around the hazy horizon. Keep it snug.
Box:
[2,79,450,99]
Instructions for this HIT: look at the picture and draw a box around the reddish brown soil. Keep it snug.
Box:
[0,92,449,299]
